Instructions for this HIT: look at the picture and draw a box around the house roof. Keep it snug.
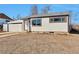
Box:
[22,12,70,20]
[8,20,23,24]
[0,13,13,21]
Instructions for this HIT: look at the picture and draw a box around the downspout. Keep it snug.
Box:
[23,20,25,31]
[29,19,31,32]
[7,23,9,32]
[68,15,71,33]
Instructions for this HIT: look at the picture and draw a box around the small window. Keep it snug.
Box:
[32,19,41,26]
[49,17,65,23]
[61,18,66,22]
[54,18,61,22]
[49,18,54,23]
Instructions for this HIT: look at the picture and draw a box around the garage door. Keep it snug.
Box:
[9,23,23,32]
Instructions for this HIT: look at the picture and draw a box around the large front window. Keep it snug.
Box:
[32,19,41,26]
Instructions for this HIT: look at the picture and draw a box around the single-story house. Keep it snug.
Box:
[3,12,71,33]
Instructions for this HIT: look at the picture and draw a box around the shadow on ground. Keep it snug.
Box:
[70,28,79,34]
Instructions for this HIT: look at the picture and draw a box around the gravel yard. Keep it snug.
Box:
[0,32,79,54]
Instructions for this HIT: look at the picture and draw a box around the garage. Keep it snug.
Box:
[8,20,24,32]
[3,20,29,32]
[8,23,23,32]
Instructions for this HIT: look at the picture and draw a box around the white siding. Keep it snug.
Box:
[7,20,26,32]
[24,20,28,31]
[8,23,23,32]
[3,24,8,31]
[30,17,69,32]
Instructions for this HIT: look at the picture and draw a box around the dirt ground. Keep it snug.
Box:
[0,32,79,54]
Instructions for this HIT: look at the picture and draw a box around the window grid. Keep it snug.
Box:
[49,17,65,23]
[32,19,41,26]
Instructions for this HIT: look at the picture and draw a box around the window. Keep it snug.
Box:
[49,17,65,23]
[32,20,36,26]
[54,18,61,22]
[49,18,54,23]
[32,19,41,26]
[37,19,41,25]
[61,18,66,22]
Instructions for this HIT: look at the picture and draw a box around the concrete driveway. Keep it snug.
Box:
[0,32,21,38]
[0,32,79,53]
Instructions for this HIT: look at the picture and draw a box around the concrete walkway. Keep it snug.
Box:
[0,32,20,38]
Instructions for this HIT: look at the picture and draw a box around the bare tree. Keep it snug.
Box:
[16,14,21,20]
[31,5,38,15]
[12,16,15,20]
[42,5,50,14]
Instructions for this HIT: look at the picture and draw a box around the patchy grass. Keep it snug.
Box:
[0,32,79,54]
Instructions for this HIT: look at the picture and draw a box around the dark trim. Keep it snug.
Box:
[9,23,22,24]
[32,19,42,26]
[68,15,70,33]
[29,19,31,32]
[49,17,67,23]
[7,23,9,32]
[24,20,25,31]
[28,15,69,19]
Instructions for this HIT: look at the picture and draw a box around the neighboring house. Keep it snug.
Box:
[3,12,71,33]
[0,13,13,25]
[0,13,13,31]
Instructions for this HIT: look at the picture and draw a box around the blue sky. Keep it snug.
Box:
[0,4,79,24]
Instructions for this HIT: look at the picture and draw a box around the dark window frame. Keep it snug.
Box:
[54,18,62,23]
[49,17,66,23]
[32,18,42,26]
